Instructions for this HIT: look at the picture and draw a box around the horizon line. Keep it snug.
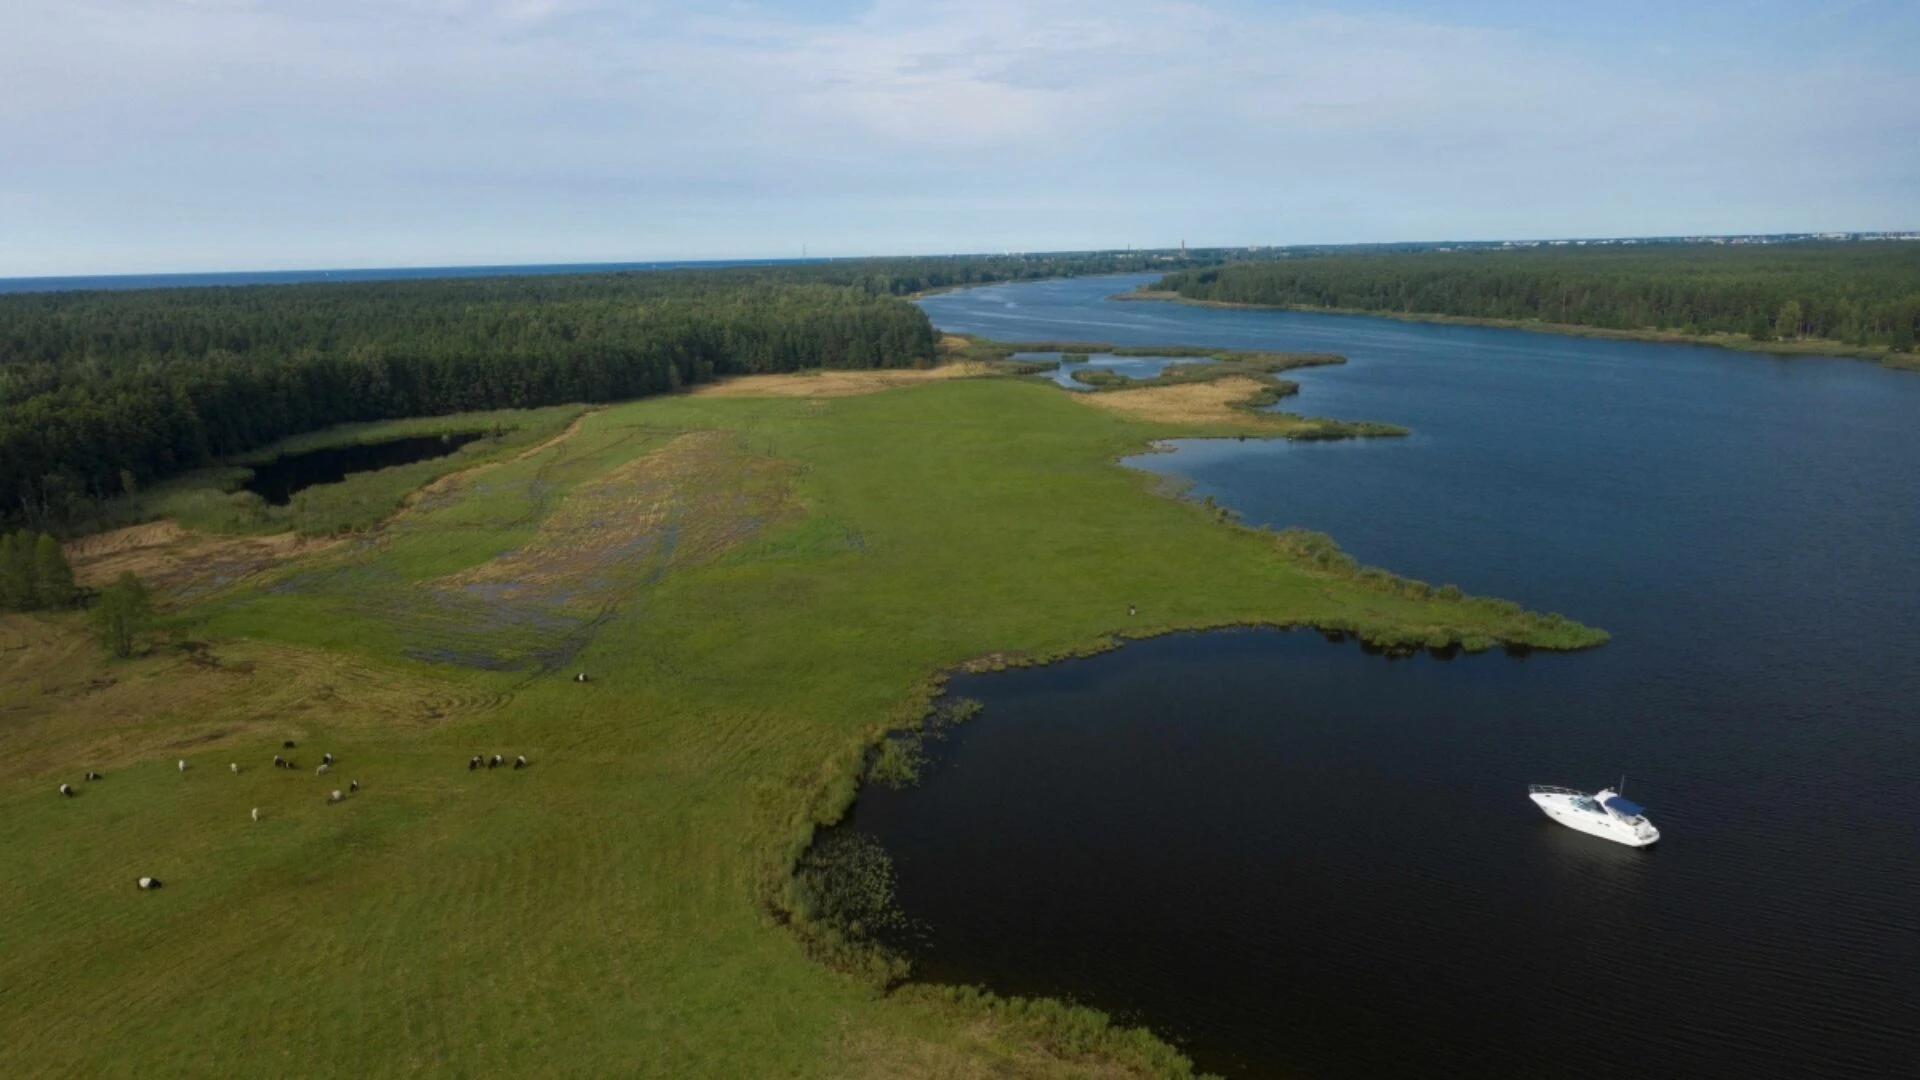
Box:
[4,230,1916,294]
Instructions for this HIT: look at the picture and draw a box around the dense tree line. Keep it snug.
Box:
[0,270,953,528]
[0,530,77,611]
[760,250,1216,297]
[1156,243,1920,350]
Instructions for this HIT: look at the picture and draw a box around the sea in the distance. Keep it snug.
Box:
[828,275,1920,1078]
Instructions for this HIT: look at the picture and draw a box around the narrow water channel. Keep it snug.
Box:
[836,276,1920,1078]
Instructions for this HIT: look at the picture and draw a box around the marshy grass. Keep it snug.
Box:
[4,374,1603,1077]
[82,406,586,538]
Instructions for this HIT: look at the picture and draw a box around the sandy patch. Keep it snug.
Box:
[692,364,990,398]
[64,521,341,602]
[1067,376,1289,427]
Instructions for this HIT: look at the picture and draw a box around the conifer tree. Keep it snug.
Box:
[93,572,151,658]
[0,531,36,611]
[33,533,76,609]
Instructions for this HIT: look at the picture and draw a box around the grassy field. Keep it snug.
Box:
[1,369,1604,1077]
[87,406,589,539]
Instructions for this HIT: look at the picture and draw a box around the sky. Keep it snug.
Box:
[1,0,1916,276]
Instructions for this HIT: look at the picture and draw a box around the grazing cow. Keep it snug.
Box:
[316,763,331,776]
[574,672,589,684]
[230,763,239,774]
[59,783,74,797]
[138,877,162,890]
[488,754,503,769]
[283,740,296,749]
[468,756,481,771]
[322,753,333,766]
[84,771,102,781]
[251,807,260,822]
[273,755,287,769]
[327,790,344,804]
[513,755,528,770]
[349,780,359,793]
[1127,604,1137,617]
[178,760,188,773]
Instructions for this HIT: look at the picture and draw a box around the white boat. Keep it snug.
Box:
[1528,783,1660,847]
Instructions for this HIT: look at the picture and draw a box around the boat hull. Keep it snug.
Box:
[1530,792,1659,847]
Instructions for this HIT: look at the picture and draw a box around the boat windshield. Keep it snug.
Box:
[1604,795,1647,818]
[1573,796,1603,813]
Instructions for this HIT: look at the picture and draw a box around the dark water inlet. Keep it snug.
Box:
[241,432,484,505]
[853,276,1920,1078]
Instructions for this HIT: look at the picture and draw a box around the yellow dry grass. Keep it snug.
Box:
[1068,376,1303,429]
[0,615,503,783]
[691,363,991,398]
[63,521,342,601]
[437,430,797,606]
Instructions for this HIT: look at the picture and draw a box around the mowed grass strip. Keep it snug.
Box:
[1,374,1600,1077]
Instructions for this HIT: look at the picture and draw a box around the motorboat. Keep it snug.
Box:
[1528,783,1660,847]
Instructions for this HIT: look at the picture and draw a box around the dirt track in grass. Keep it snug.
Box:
[436,430,799,610]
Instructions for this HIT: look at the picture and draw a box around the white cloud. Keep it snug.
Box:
[0,0,1913,273]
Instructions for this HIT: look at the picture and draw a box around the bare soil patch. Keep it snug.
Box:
[1068,376,1310,430]
[692,364,990,399]
[64,522,342,603]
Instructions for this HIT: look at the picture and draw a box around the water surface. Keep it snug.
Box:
[242,433,483,505]
[848,276,1920,1078]
[1013,351,1203,390]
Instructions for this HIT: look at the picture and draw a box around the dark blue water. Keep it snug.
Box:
[844,276,1920,1078]
[0,257,826,295]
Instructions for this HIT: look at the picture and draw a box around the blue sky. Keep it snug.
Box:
[1,0,1915,275]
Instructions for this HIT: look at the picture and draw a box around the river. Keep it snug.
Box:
[837,275,1920,1078]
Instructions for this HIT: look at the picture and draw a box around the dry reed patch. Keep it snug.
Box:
[1068,376,1309,430]
[0,617,499,781]
[692,364,990,398]
[64,521,341,602]
[437,430,798,607]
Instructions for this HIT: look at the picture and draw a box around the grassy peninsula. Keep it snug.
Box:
[1,365,1603,1077]
[949,335,1407,439]
[1142,242,1920,370]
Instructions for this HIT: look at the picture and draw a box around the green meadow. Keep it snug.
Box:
[1,372,1603,1077]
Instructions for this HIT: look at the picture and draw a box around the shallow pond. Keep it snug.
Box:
[241,432,483,505]
[852,276,1920,1078]
[1011,351,1205,391]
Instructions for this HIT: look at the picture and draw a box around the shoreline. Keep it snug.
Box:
[10,367,1605,1080]
[784,375,1608,1013]
[1116,290,1919,372]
